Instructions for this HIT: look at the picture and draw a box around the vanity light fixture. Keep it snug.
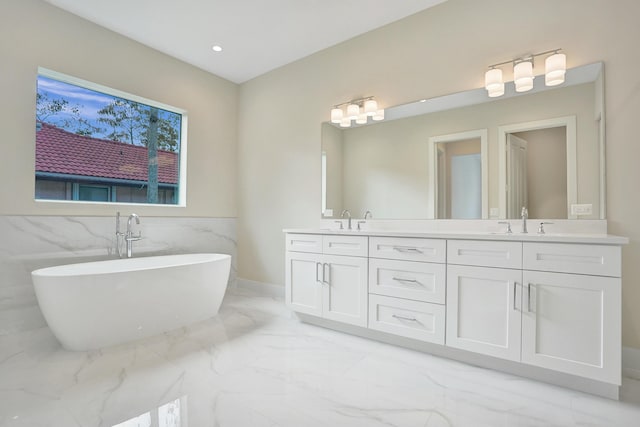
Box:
[330,96,384,126]
[484,49,566,97]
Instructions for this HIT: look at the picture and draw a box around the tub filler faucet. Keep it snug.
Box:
[126,214,142,258]
[115,212,142,258]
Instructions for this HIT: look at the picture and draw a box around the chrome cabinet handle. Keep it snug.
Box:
[316,262,321,283]
[513,282,518,310]
[527,283,532,312]
[392,314,418,322]
[392,277,421,285]
[323,263,330,285]
[393,247,423,253]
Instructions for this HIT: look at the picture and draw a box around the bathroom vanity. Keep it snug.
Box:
[284,227,628,398]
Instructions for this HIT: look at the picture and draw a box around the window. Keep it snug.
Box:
[35,68,187,206]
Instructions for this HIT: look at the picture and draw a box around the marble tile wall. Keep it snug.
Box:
[0,215,237,337]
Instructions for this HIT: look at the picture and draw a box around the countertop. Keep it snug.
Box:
[283,228,629,245]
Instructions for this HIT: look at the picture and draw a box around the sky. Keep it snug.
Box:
[36,75,181,147]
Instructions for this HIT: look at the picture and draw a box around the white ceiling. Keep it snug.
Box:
[43,0,447,84]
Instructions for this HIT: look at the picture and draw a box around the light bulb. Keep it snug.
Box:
[514,61,534,92]
[330,108,343,124]
[340,117,351,128]
[372,109,385,121]
[485,68,504,98]
[545,52,566,86]
[364,99,378,116]
[356,113,367,124]
[346,104,359,120]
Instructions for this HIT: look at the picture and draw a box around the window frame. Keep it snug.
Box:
[35,67,188,208]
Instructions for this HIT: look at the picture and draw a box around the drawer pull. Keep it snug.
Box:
[392,314,419,322]
[393,247,423,254]
[392,277,422,285]
[527,283,532,312]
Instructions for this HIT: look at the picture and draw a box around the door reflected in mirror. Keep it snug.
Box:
[429,129,488,219]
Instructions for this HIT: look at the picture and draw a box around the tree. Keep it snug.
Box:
[147,107,159,203]
[36,92,101,136]
[97,99,145,145]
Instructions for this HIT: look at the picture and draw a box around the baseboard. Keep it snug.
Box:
[236,278,285,298]
[623,346,640,380]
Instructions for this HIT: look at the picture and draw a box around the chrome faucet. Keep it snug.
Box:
[364,210,372,220]
[521,207,528,234]
[340,209,352,230]
[125,213,142,258]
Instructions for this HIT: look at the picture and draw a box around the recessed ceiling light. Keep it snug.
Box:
[212,45,223,52]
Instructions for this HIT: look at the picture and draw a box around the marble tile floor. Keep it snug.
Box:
[1,287,640,427]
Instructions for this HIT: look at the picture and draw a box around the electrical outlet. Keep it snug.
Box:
[570,204,593,216]
[323,208,334,217]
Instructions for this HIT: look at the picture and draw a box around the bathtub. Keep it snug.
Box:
[32,253,231,351]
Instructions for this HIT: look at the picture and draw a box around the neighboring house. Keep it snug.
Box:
[35,122,178,204]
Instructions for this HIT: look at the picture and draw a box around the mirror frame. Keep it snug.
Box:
[428,129,488,219]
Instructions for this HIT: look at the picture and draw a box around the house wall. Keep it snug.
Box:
[0,0,237,218]
[237,0,640,349]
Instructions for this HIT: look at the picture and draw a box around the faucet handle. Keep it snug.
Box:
[334,220,344,230]
[498,221,512,234]
[537,222,554,234]
[356,220,366,231]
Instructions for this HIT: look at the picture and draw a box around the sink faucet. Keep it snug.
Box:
[341,209,352,230]
[364,210,372,220]
[521,207,528,234]
[125,213,142,258]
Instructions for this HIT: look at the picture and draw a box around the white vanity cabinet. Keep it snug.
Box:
[285,233,368,327]
[521,243,622,383]
[284,229,626,398]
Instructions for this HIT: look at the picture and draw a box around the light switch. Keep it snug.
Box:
[323,208,334,217]
[570,204,592,216]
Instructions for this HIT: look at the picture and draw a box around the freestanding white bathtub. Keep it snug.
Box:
[32,253,231,351]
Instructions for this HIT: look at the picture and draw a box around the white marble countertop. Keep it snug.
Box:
[283,228,629,245]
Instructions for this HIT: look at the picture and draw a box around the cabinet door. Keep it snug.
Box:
[285,252,322,316]
[521,271,621,384]
[446,265,522,361]
[323,255,368,327]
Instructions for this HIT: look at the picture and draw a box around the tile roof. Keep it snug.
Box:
[35,122,178,185]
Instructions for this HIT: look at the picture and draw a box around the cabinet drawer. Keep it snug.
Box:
[369,258,445,304]
[369,237,446,263]
[523,243,621,277]
[285,233,322,253]
[448,240,522,269]
[323,235,368,257]
[368,295,445,344]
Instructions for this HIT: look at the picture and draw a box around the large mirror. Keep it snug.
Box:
[321,62,604,220]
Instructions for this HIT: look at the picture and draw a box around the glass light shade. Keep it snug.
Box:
[485,68,504,97]
[545,53,566,86]
[339,117,351,128]
[356,113,367,124]
[346,104,360,120]
[372,109,385,121]
[514,61,534,92]
[364,99,378,116]
[330,108,343,124]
